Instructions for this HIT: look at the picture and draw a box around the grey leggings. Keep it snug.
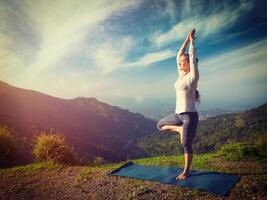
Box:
[156,112,199,154]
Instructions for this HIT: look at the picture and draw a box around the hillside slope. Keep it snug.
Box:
[138,102,267,156]
[0,80,157,164]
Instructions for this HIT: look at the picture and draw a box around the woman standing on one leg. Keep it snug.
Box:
[156,28,200,180]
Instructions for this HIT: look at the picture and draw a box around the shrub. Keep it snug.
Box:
[255,133,267,157]
[0,125,18,168]
[216,142,259,161]
[93,156,108,166]
[33,130,76,164]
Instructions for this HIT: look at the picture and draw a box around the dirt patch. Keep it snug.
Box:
[211,158,267,174]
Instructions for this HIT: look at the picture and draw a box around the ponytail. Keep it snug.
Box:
[195,89,200,103]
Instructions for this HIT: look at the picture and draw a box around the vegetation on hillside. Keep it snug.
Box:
[0,125,18,168]
[33,130,77,165]
[138,103,267,157]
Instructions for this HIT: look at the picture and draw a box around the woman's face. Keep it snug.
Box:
[178,55,190,72]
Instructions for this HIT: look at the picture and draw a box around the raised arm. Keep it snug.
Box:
[176,34,190,74]
[189,30,199,82]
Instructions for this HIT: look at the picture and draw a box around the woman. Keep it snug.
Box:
[156,28,200,180]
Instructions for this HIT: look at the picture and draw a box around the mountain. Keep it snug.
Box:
[0,80,157,164]
[137,102,267,156]
[194,102,267,152]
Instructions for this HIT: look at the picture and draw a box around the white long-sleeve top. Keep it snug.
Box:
[174,42,199,114]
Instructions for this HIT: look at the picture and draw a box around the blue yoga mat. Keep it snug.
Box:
[109,161,240,196]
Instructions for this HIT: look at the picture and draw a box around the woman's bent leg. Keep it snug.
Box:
[157,113,183,134]
[161,125,183,135]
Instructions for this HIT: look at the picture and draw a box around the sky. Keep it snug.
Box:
[1,0,267,114]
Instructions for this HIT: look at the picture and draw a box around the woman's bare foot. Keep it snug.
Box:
[175,171,189,180]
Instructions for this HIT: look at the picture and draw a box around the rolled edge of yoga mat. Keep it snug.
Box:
[109,161,134,175]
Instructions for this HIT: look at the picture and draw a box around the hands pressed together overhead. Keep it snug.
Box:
[186,28,196,42]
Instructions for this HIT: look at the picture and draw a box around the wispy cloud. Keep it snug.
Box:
[89,36,175,74]
[89,36,135,74]
[26,0,142,74]
[199,37,267,104]
[0,0,143,83]
[126,49,175,68]
[152,0,255,47]
[151,0,177,23]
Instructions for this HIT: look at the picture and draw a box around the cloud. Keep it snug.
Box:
[199,37,267,104]
[126,49,175,69]
[89,35,175,74]
[27,0,142,73]
[152,0,255,47]
[163,0,177,22]
[201,38,267,73]
[151,0,177,23]
[89,36,135,74]
[0,0,143,84]
[96,36,267,110]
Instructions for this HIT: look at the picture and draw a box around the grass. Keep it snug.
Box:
[0,161,62,178]
[1,146,265,177]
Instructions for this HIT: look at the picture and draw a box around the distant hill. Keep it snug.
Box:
[138,102,267,156]
[0,80,157,164]
[142,106,238,121]
[193,102,267,153]
[198,108,237,120]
